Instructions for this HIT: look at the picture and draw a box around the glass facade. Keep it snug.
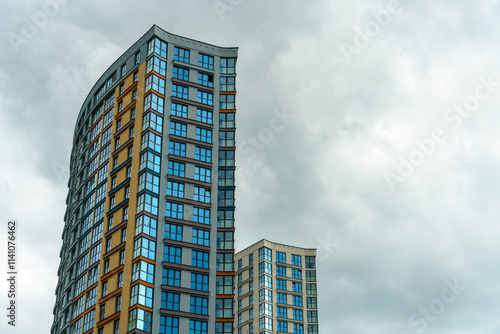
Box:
[51,26,238,334]
[235,241,319,334]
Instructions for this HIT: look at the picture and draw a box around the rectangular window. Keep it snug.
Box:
[138,172,160,194]
[160,316,179,334]
[166,202,183,219]
[292,309,303,321]
[191,273,209,291]
[116,295,122,312]
[172,84,188,99]
[148,37,167,58]
[143,111,163,133]
[292,282,303,293]
[276,251,286,264]
[216,253,234,271]
[162,268,181,286]
[218,169,234,187]
[189,320,208,334]
[292,295,303,307]
[144,93,164,113]
[174,47,190,63]
[217,189,234,207]
[305,256,316,268]
[168,161,185,177]
[121,64,126,77]
[196,127,212,143]
[277,307,287,318]
[190,296,209,315]
[215,299,233,318]
[167,181,184,198]
[219,94,235,109]
[218,150,234,167]
[277,321,288,333]
[216,275,234,295]
[277,266,287,277]
[134,71,138,82]
[196,108,213,124]
[259,262,272,275]
[307,310,318,323]
[195,147,211,162]
[198,53,214,69]
[197,90,213,105]
[192,228,210,246]
[169,141,186,157]
[259,288,273,302]
[146,74,166,93]
[193,207,210,224]
[137,193,159,215]
[113,319,119,334]
[292,268,302,279]
[165,223,183,241]
[220,76,235,91]
[220,58,236,74]
[133,237,156,260]
[308,325,319,334]
[163,246,182,263]
[292,254,302,266]
[195,166,211,182]
[306,270,317,282]
[119,250,125,265]
[259,247,272,261]
[171,102,188,118]
[277,279,287,290]
[217,231,233,249]
[83,309,95,332]
[259,274,272,288]
[217,210,234,228]
[141,131,162,153]
[86,287,98,309]
[192,250,209,268]
[173,66,189,81]
[198,72,213,87]
[118,272,123,288]
[170,121,187,137]
[194,186,211,203]
[135,51,140,64]
[127,308,152,332]
[306,283,317,295]
[277,292,287,304]
[102,281,108,297]
[140,151,161,173]
[146,56,166,76]
[161,292,180,310]
[132,260,155,283]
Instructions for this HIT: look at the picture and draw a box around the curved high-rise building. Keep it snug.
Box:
[51,25,238,334]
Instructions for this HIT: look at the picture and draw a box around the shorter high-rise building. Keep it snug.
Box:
[234,240,319,334]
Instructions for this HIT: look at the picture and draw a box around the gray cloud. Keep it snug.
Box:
[2,0,500,333]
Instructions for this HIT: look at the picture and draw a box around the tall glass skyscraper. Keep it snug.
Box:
[51,25,238,334]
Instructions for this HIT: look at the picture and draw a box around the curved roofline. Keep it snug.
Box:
[72,25,238,144]
[236,238,318,255]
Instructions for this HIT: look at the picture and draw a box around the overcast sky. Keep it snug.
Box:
[2,0,500,333]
